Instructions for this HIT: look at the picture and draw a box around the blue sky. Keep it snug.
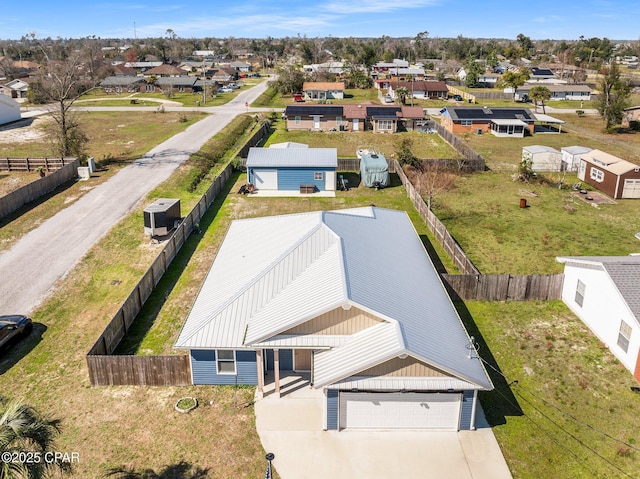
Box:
[1,0,638,41]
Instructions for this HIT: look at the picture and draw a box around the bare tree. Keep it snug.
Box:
[28,53,95,157]
[409,161,456,209]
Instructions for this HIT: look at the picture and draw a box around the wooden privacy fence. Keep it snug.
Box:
[0,157,76,171]
[431,122,485,171]
[0,158,80,219]
[87,355,191,386]
[394,159,480,275]
[442,274,564,301]
[237,121,272,158]
[86,164,233,386]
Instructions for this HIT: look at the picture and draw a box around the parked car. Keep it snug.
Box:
[0,315,32,351]
[451,94,463,101]
[384,95,393,103]
[218,87,233,93]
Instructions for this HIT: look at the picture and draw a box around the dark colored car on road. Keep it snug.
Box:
[0,315,32,351]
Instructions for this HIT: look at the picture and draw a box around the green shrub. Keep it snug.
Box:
[185,116,255,192]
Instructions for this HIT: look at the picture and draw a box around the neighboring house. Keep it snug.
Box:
[515,83,591,102]
[0,94,21,125]
[2,79,30,99]
[230,61,252,72]
[577,149,640,199]
[110,64,137,76]
[622,106,640,128]
[175,207,494,430]
[440,106,536,137]
[246,147,337,193]
[561,146,592,173]
[556,256,640,382]
[303,61,345,76]
[283,104,425,133]
[529,67,556,81]
[156,76,200,93]
[303,82,345,100]
[144,64,185,77]
[100,76,145,93]
[477,73,500,88]
[284,105,345,131]
[387,81,448,99]
[522,145,562,172]
[123,61,163,72]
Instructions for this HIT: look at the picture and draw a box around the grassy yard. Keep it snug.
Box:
[0,111,204,253]
[432,170,640,274]
[466,300,640,479]
[264,116,460,159]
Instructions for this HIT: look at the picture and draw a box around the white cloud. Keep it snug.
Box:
[322,0,440,14]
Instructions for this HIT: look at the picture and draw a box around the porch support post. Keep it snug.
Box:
[273,349,281,398]
[470,389,478,431]
[256,349,264,399]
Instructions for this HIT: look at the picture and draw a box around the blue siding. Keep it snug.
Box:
[265,349,293,371]
[327,390,339,430]
[277,167,333,191]
[459,390,475,430]
[190,350,258,385]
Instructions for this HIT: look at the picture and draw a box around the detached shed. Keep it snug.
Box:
[577,149,640,199]
[561,146,592,172]
[0,94,21,125]
[247,147,337,193]
[522,145,562,172]
[360,152,390,188]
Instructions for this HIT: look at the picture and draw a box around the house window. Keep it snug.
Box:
[216,350,236,374]
[178,86,185,92]
[617,320,632,353]
[145,84,155,92]
[378,120,393,131]
[590,168,604,182]
[295,116,301,125]
[575,279,585,307]
[461,120,473,126]
[314,172,324,180]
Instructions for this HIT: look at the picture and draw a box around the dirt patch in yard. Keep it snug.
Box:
[0,116,50,144]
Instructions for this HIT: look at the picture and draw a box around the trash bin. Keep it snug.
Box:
[520,198,527,208]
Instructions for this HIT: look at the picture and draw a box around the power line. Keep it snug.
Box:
[479,357,636,479]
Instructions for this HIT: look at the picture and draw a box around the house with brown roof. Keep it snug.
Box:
[387,81,448,100]
[440,106,536,137]
[303,82,345,100]
[144,64,186,77]
[577,149,640,199]
[283,104,425,133]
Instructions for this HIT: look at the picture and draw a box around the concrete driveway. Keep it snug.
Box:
[255,376,512,479]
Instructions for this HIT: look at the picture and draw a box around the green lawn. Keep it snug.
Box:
[466,300,640,479]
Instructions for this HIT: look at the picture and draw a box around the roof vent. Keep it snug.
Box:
[398,353,408,360]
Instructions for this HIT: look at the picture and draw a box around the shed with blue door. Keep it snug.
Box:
[246,147,337,193]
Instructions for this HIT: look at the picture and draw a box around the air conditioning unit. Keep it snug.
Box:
[144,198,181,237]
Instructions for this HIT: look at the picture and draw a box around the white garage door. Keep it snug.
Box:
[253,169,278,190]
[622,179,640,199]
[339,392,461,430]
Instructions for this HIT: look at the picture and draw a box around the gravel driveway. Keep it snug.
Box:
[0,81,269,315]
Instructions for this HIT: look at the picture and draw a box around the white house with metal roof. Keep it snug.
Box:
[557,256,640,383]
[175,207,493,430]
[246,147,337,194]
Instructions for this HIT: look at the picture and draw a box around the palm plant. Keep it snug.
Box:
[0,397,71,479]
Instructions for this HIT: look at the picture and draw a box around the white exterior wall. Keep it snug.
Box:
[577,159,587,181]
[0,95,21,125]
[325,170,336,191]
[525,151,562,172]
[562,265,640,375]
[561,151,580,172]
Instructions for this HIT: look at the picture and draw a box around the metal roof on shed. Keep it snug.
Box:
[246,147,337,168]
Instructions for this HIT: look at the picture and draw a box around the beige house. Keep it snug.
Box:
[303,82,345,100]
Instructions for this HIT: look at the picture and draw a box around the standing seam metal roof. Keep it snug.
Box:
[175,207,493,390]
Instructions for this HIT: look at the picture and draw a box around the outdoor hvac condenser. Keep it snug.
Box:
[143,198,181,237]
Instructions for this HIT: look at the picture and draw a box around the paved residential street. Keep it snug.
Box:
[0,81,269,315]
